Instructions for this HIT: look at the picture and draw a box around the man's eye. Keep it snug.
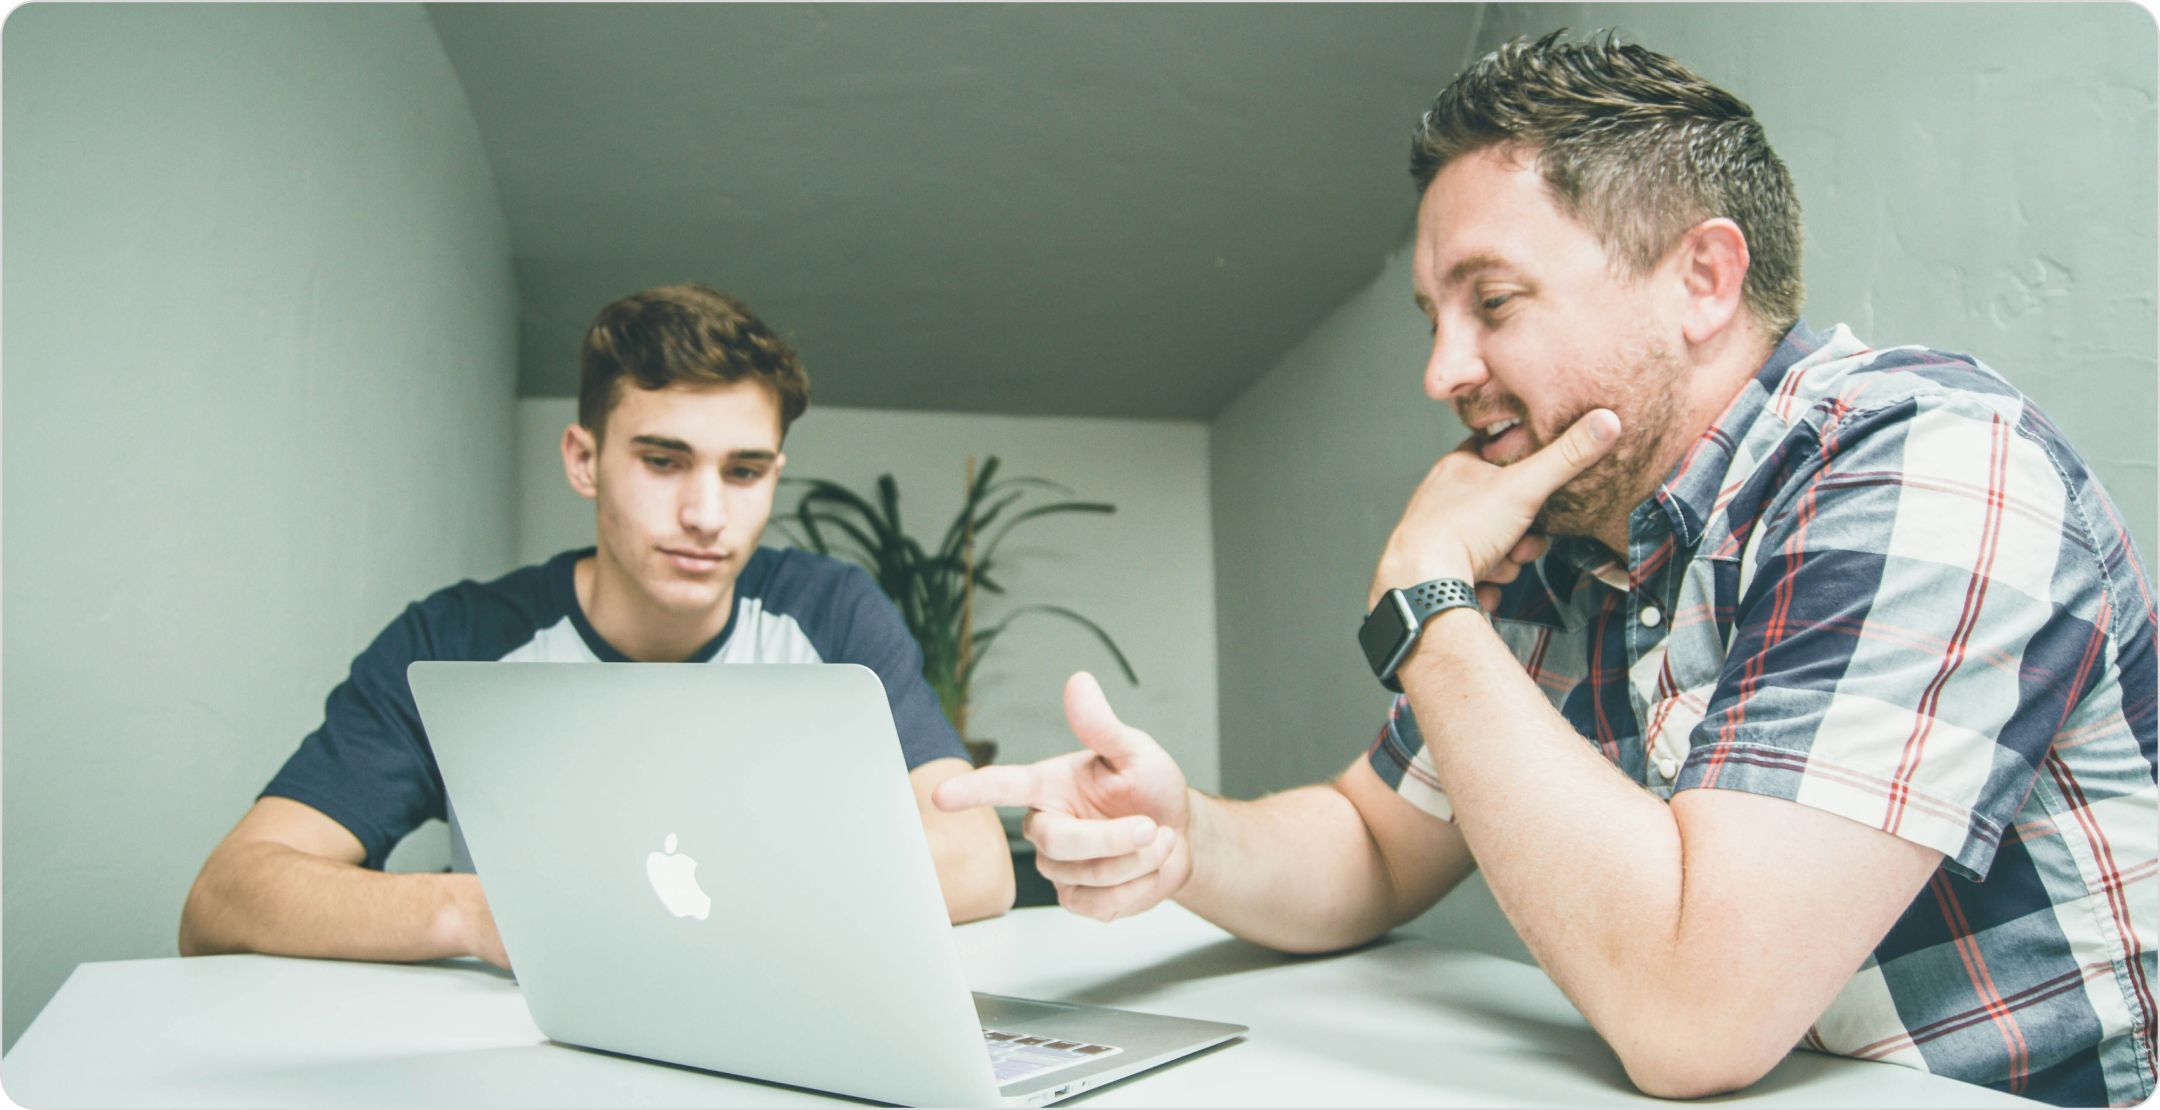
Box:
[643,456,680,471]
[1479,293,1514,315]
[727,466,768,482]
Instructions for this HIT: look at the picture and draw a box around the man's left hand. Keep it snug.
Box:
[1368,409,1621,611]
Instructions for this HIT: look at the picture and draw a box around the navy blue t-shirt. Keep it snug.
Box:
[262,546,966,869]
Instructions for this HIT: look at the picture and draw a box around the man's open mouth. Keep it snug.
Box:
[1475,415,1533,463]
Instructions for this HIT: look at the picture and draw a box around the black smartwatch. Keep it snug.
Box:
[1359,578,1480,692]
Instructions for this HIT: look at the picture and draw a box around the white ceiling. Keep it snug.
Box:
[425,3,1487,418]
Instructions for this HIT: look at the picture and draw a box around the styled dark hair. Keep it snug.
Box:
[1411,30,1804,335]
[577,283,811,437]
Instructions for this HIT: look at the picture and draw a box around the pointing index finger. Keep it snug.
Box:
[932,763,1050,812]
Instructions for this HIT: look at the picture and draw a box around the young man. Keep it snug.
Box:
[938,33,2156,1107]
[182,284,1014,968]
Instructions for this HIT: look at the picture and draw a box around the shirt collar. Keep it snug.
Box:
[1484,534,1626,634]
[1643,318,1829,551]
[1541,535,1621,603]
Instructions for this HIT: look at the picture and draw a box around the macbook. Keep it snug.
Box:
[408,661,1245,1106]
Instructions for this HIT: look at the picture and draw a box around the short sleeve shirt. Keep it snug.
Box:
[263,546,967,870]
[1367,322,2157,1106]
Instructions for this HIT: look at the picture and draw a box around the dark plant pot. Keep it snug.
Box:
[964,739,998,768]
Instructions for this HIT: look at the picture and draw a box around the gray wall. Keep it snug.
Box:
[1209,3,2157,958]
[1,4,519,1052]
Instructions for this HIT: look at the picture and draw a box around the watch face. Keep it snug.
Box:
[1358,592,1416,676]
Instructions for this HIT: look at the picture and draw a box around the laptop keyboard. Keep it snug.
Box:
[981,1028,1123,1085]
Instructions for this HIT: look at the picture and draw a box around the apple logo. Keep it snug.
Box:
[645,833,712,921]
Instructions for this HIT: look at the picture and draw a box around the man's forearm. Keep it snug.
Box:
[925,808,1016,924]
[1399,608,1947,1098]
[178,841,489,963]
[1174,784,1424,953]
[1396,610,1703,1076]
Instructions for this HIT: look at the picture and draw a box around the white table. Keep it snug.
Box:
[2,905,2031,1107]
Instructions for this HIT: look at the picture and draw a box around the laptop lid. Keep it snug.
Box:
[408,661,1005,1106]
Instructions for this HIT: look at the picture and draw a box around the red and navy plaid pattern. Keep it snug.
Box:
[1368,321,2157,1106]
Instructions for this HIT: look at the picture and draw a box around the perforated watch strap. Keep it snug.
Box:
[1401,578,1479,625]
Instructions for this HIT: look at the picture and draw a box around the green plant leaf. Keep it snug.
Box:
[959,625,1005,689]
[784,500,832,555]
[800,483,910,595]
[985,475,1072,497]
[970,604,1138,686]
[979,501,1115,566]
[941,488,1027,562]
[969,455,1003,503]
[794,510,882,569]
[797,483,902,551]
[770,516,810,551]
[877,473,902,542]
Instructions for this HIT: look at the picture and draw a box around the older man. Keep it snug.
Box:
[940,32,2155,1107]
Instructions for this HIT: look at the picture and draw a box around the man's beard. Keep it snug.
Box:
[1526,337,1688,544]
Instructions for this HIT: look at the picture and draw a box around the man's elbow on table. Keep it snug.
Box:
[1226,907,1405,958]
[177,844,244,957]
[1605,1010,1789,1100]
[176,884,215,957]
[1619,1049,1777,1101]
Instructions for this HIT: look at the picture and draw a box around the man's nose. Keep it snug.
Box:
[1423,325,1488,402]
[680,470,726,536]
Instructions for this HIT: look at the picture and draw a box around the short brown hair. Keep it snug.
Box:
[577,283,811,438]
[1410,30,1804,336]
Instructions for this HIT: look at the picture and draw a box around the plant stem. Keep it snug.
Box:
[956,455,976,740]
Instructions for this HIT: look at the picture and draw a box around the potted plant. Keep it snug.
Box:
[777,456,1138,765]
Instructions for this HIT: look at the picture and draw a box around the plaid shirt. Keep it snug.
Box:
[1369,321,2158,1106]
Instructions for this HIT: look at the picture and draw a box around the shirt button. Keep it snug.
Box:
[1654,754,1679,780]
[1639,605,1664,628]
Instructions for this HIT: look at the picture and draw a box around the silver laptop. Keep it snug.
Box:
[408,661,1245,1107]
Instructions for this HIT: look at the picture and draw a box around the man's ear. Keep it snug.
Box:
[1675,217,1750,346]
[562,423,600,501]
